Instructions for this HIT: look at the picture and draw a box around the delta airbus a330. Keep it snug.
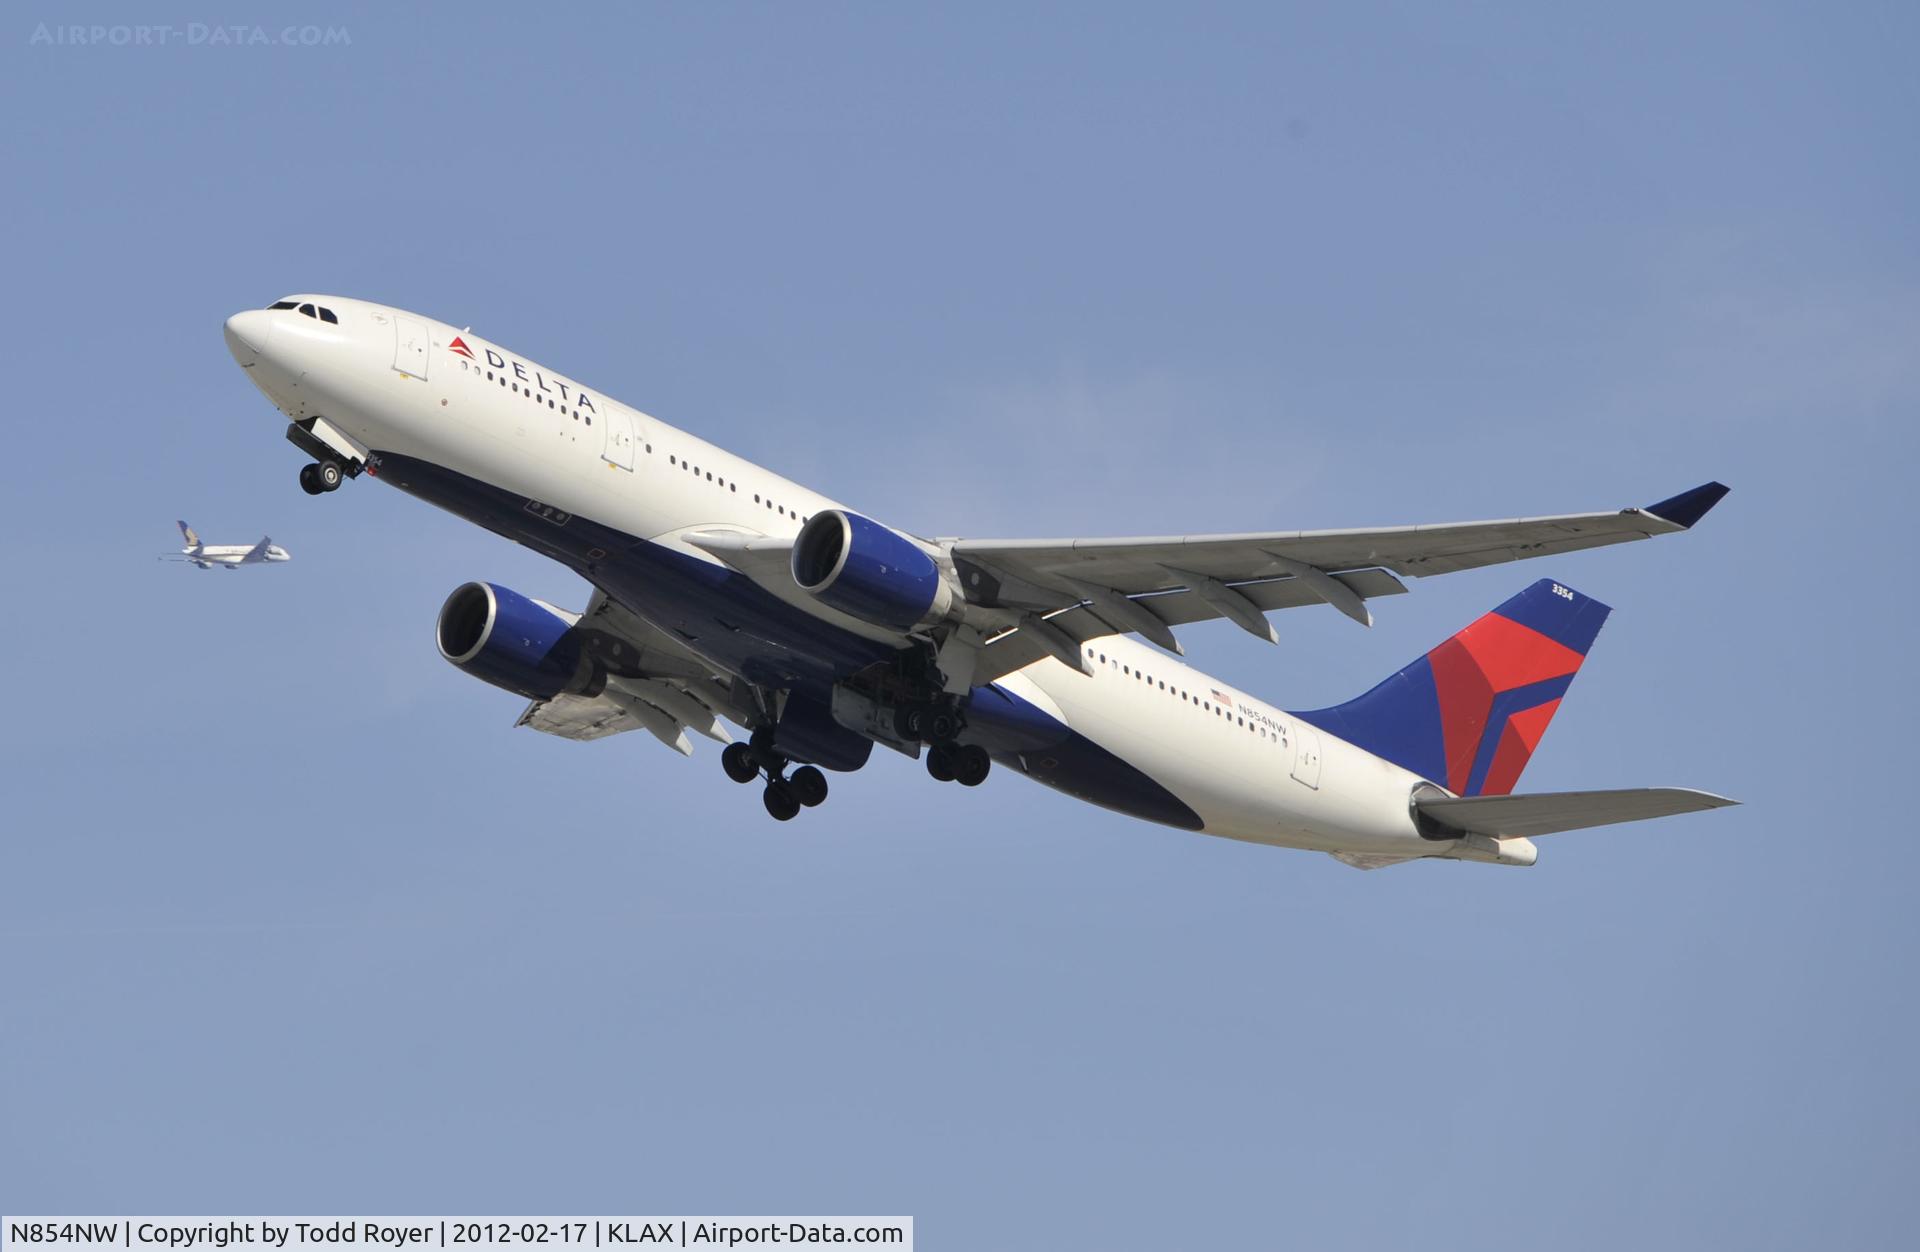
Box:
[222,295,1734,869]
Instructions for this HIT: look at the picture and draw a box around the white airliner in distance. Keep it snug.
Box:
[162,520,290,570]
[222,294,1735,869]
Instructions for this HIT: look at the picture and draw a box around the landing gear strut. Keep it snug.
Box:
[724,732,830,821]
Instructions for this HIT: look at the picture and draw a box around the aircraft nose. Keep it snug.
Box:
[224,309,272,367]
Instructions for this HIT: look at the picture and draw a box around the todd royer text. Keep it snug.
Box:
[261,1227,434,1249]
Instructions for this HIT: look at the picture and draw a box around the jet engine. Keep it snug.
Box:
[436,581,603,700]
[790,509,957,631]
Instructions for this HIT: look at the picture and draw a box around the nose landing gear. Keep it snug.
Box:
[298,459,346,495]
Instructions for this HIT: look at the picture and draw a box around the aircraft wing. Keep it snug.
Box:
[952,482,1729,682]
[515,587,745,756]
[239,535,274,563]
[686,483,1727,686]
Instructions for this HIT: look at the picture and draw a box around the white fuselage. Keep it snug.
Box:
[180,544,290,567]
[225,296,1506,864]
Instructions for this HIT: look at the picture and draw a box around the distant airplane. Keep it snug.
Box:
[161,520,289,570]
[221,294,1736,868]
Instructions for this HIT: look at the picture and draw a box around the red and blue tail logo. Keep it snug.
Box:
[1294,579,1611,796]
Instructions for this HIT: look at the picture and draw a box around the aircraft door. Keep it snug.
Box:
[1291,725,1322,790]
[394,316,430,379]
[602,407,636,470]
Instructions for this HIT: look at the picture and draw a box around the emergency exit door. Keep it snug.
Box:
[393,316,430,379]
[602,407,635,470]
[1291,726,1323,789]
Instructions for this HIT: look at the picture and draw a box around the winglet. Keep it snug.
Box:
[1645,481,1730,529]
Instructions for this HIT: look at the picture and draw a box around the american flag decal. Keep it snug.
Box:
[1211,688,1234,706]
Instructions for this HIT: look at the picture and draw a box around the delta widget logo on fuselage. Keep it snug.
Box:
[449,335,599,414]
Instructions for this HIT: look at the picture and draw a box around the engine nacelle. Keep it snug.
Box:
[791,509,956,631]
[436,581,603,700]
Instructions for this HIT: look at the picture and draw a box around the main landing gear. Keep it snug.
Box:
[926,742,992,787]
[721,734,829,822]
[893,694,992,788]
[298,458,346,496]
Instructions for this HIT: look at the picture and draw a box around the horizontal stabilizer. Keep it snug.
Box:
[1415,787,1737,839]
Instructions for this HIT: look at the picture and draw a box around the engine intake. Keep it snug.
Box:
[436,581,602,700]
[791,509,955,631]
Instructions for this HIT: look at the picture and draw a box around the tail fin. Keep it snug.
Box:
[1294,579,1611,796]
[177,520,201,551]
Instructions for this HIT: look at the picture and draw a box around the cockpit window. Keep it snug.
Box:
[267,299,337,322]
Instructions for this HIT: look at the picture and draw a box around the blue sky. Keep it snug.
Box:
[2,3,1914,1246]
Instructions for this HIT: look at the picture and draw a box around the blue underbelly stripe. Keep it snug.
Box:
[376,451,1203,830]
